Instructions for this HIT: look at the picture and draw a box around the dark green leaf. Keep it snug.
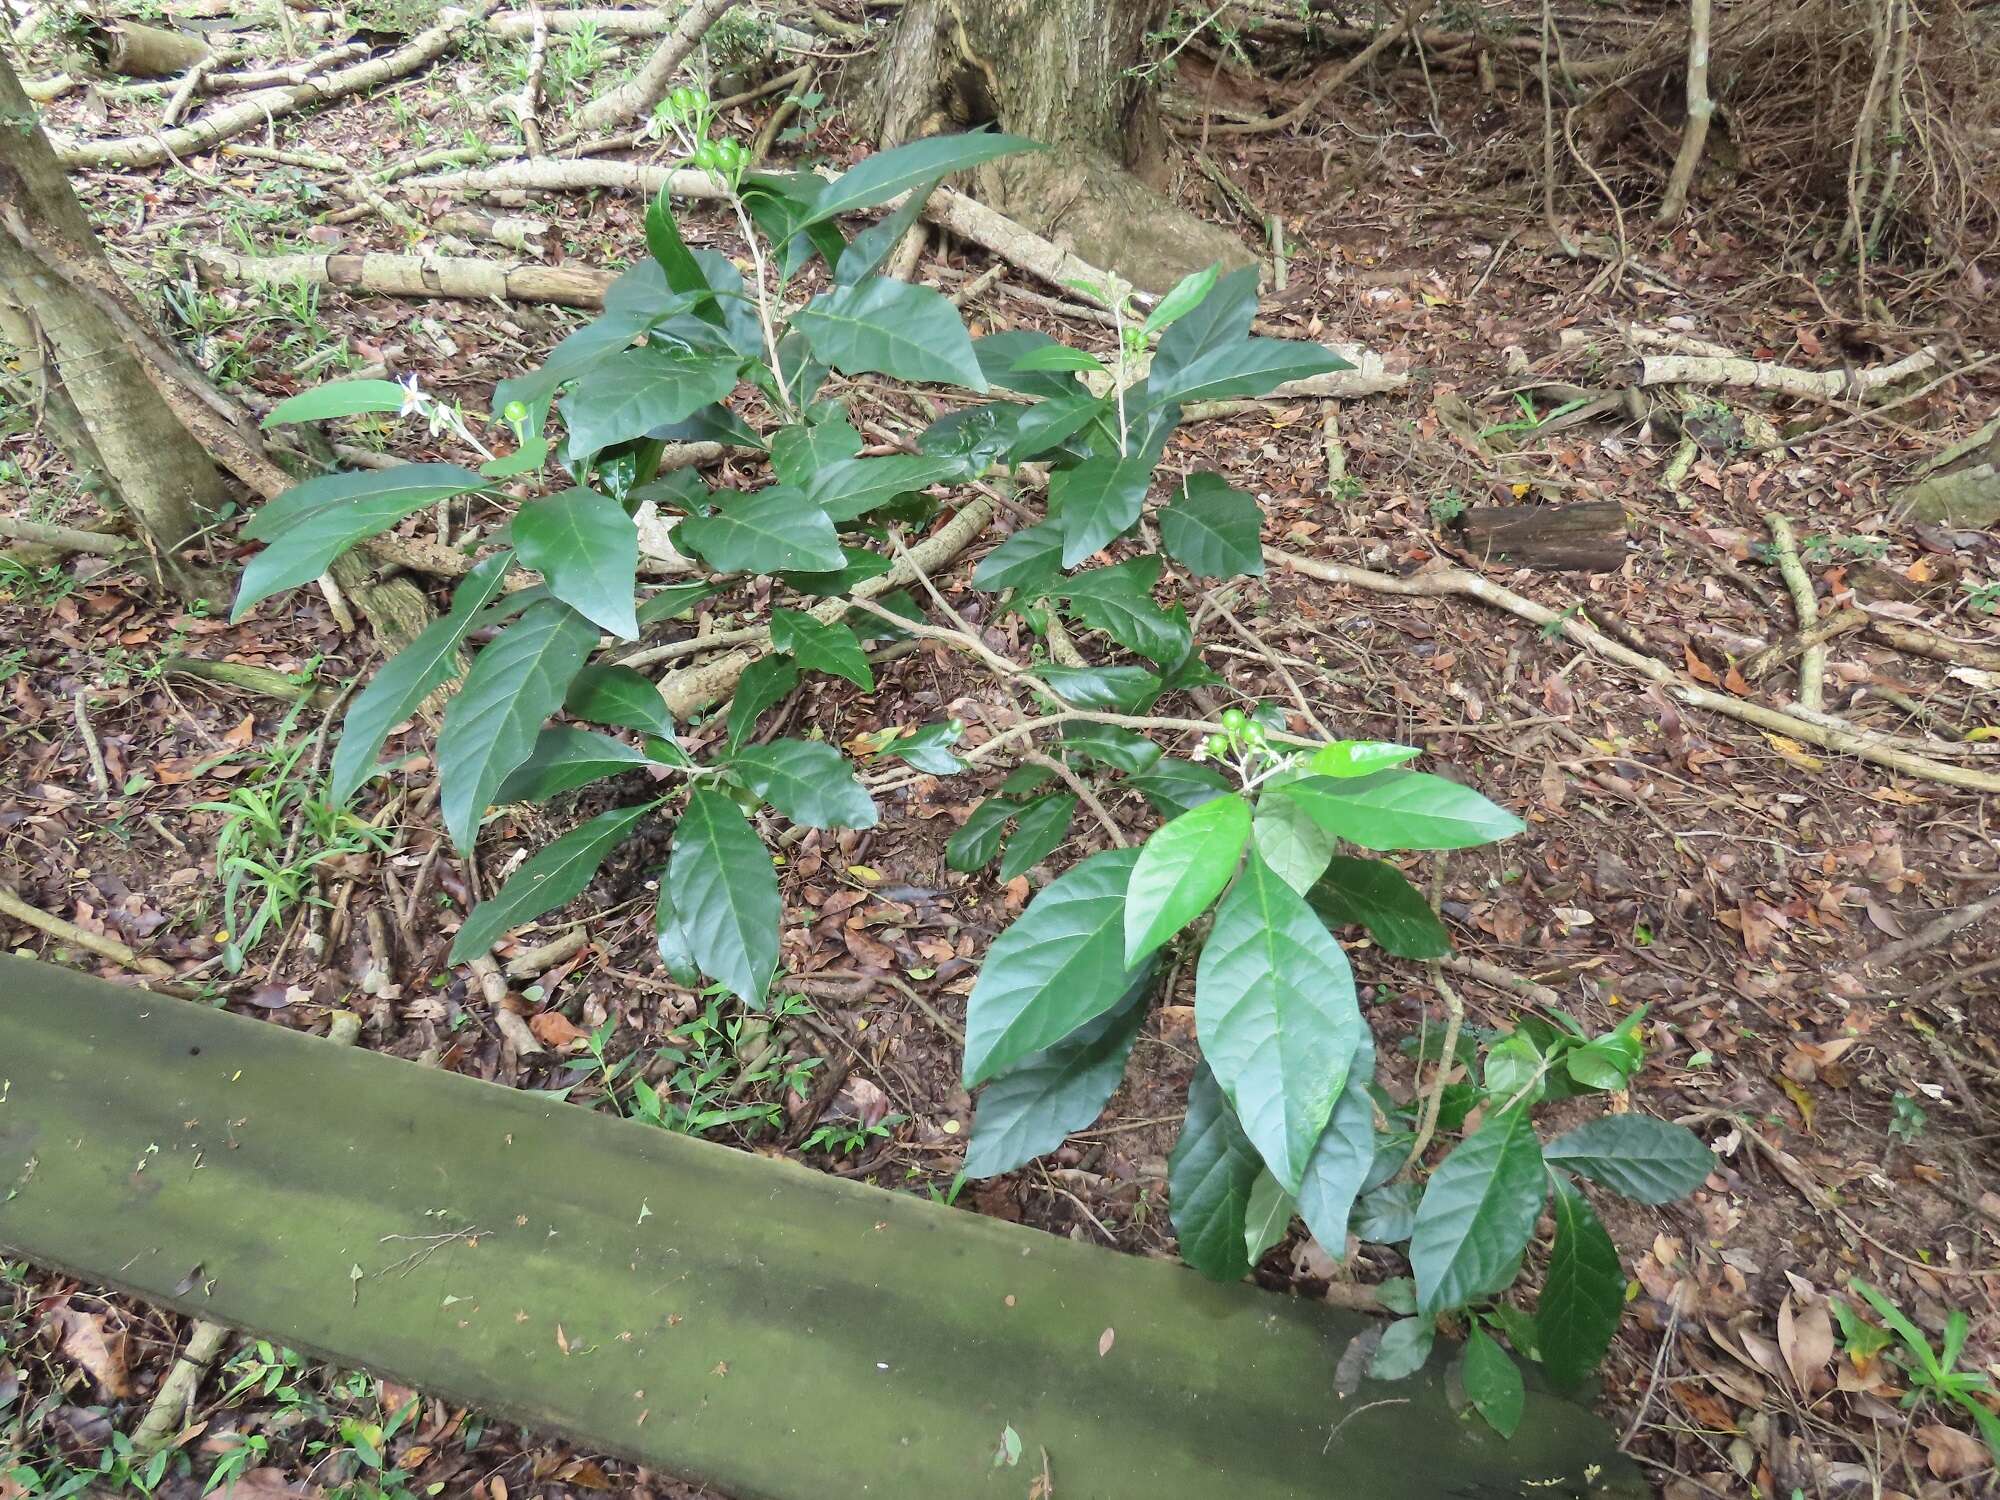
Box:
[644,185,724,327]
[802,132,1039,227]
[1007,392,1109,461]
[882,720,964,775]
[494,726,655,803]
[1306,856,1451,959]
[1354,1180,1421,1243]
[946,795,1015,872]
[1251,793,1337,896]
[770,609,873,689]
[1542,1117,1713,1204]
[1297,1036,1377,1253]
[1244,1168,1297,1264]
[729,738,877,830]
[262,378,407,427]
[675,488,844,573]
[436,600,600,852]
[776,547,892,596]
[1057,722,1162,774]
[1051,448,1158,567]
[1195,850,1363,1190]
[1539,1174,1626,1391]
[448,801,655,963]
[1273,770,1526,852]
[1125,792,1250,963]
[768,416,863,485]
[917,401,1028,476]
[1487,1301,1541,1362]
[837,172,943,285]
[973,330,1081,400]
[971,519,1065,597]
[803,453,960,523]
[726,655,798,750]
[653,881,700,986]
[564,663,676,741]
[234,464,488,619]
[1169,1064,1264,1281]
[328,550,512,806]
[1460,1324,1525,1438]
[995,792,1076,883]
[1056,556,1191,664]
[1159,472,1264,579]
[793,278,986,391]
[1148,264,1258,393]
[1011,344,1108,375]
[961,846,1144,1086]
[1037,664,1160,712]
[963,963,1152,1179]
[1309,741,1420,777]
[999,765,1054,795]
[1410,1109,1546,1315]
[668,789,781,1005]
[1127,757,1232,818]
[1369,1317,1435,1381]
[511,486,639,639]
[558,348,741,461]
[1146,336,1352,409]
[636,580,717,626]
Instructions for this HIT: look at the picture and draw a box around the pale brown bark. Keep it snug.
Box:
[0,52,228,594]
[873,0,1252,292]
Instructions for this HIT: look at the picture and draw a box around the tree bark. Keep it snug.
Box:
[871,0,1253,293]
[0,52,229,596]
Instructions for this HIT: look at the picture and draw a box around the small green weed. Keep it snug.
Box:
[1843,1279,2000,1461]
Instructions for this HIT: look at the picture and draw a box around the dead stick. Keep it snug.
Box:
[1763,514,1825,712]
[0,887,175,977]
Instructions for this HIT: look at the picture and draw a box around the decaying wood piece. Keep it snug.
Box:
[189,246,617,307]
[1637,345,1941,403]
[49,0,496,170]
[1741,607,1868,681]
[1264,547,2000,795]
[1457,501,1628,572]
[83,17,211,78]
[1763,513,1826,712]
[1894,414,2000,527]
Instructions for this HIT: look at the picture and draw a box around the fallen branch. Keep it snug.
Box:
[50,0,497,170]
[1763,514,1825,712]
[1207,0,1433,136]
[128,1321,231,1457]
[1636,346,1941,404]
[566,0,740,136]
[188,245,616,307]
[1262,547,2000,795]
[1853,891,2000,973]
[0,887,176,978]
[1741,606,1867,681]
[1655,0,1712,223]
[0,516,134,556]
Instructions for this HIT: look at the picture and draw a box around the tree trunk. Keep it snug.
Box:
[871,0,1254,293]
[0,52,230,597]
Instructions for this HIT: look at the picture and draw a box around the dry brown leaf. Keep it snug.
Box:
[222,713,257,748]
[1777,1293,1833,1396]
[528,1011,584,1048]
[1916,1422,1989,1478]
[58,1308,130,1397]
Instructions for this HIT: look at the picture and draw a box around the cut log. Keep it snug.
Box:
[83,18,211,78]
[188,246,616,306]
[0,955,1646,1500]
[1457,501,1629,572]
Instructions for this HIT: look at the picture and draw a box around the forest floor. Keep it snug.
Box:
[4,3,2000,1498]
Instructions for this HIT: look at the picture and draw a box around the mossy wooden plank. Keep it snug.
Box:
[0,956,1641,1498]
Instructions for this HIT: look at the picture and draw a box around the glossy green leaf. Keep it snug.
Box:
[327,550,513,806]
[1148,264,1258,392]
[1309,741,1420,778]
[993,792,1074,883]
[1007,392,1110,461]
[971,518,1065,597]
[1011,345,1108,375]
[1273,770,1526,852]
[1143,263,1221,337]
[1296,1037,1376,1253]
[1482,1033,1544,1108]
[802,131,1039,227]
[436,600,600,852]
[768,417,863,485]
[793,278,987,391]
[1037,664,1160,712]
[1169,1064,1264,1282]
[882,720,964,775]
[1056,556,1192,665]
[973,330,1081,399]
[1159,472,1264,579]
[1126,758,1231,819]
[511,486,639,639]
[558,348,741,460]
[653,880,700,986]
[1057,722,1162,775]
[916,401,1026,476]
[262,378,408,427]
[1195,851,1363,1191]
[770,609,872,690]
[494,726,655,804]
[961,846,1144,1087]
[838,172,944,286]
[675,488,845,573]
[1353,1180,1420,1244]
[1460,1325,1525,1438]
[1145,336,1352,409]
[1541,1117,1713,1205]
[1251,794,1336,896]
[644,185,724,327]
[1539,1174,1626,1391]
[1125,793,1250,964]
[1410,1109,1547,1315]
[1244,1169,1297,1265]
[729,738,877,830]
[234,464,488,619]
[448,800,656,963]
[945,795,1015,873]
[803,453,960,523]
[962,963,1151,1179]
[1305,856,1451,959]
[1051,448,1158,567]
[564,664,676,741]
[777,547,893,596]
[668,788,781,1005]
[726,655,799,751]
[635,580,718,627]
[1369,1318,1435,1381]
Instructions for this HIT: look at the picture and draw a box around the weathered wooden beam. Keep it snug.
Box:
[0,957,1641,1499]
[1459,502,1631,572]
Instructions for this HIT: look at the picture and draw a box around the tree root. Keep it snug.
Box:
[1762,514,1825,713]
[0,887,175,978]
[128,1321,231,1457]
[1262,546,2000,795]
[1636,345,1942,403]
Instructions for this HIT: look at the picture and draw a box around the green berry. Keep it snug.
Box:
[1219,708,1247,735]
[1242,722,1269,750]
[501,400,529,423]
[1204,733,1230,758]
